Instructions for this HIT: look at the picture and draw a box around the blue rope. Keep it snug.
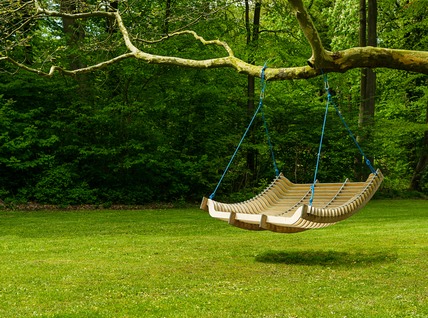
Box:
[259,69,280,177]
[261,106,280,177]
[310,73,377,206]
[209,64,274,199]
[309,82,330,206]
[323,74,376,174]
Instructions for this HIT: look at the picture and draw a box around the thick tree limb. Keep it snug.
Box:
[1,0,428,80]
[2,46,427,80]
[331,47,428,74]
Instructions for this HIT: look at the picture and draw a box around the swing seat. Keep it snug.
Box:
[201,169,383,233]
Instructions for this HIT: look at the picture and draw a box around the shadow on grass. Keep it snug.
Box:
[255,250,397,267]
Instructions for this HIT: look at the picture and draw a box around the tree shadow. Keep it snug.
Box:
[255,250,397,267]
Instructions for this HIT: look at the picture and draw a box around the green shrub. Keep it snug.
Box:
[34,165,97,205]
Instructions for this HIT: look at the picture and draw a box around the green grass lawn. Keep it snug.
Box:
[0,200,427,318]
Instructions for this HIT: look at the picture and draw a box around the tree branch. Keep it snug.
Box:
[287,0,332,68]
[136,31,235,57]
[1,0,428,81]
[331,47,428,75]
[2,45,428,80]
[1,53,135,77]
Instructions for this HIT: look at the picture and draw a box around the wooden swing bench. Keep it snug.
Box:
[201,69,383,233]
[201,169,383,233]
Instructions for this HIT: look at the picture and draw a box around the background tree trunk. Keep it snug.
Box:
[358,0,377,180]
[20,0,33,64]
[61,0,85,70]
[410,107,428,191]
[163,0,172,35]
[106,0,118,34]
[245,1,262,184]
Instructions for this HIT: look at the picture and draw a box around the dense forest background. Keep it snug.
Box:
[0,0,427,206]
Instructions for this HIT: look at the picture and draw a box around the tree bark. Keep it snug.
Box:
[410,107,428,191]
[245,1,262,182]
[61,0,85,70]
[366,0,377,122]
[357,0,377,180]
[163,0,172,35]
[106,0,118,34]
[357,0,367,180]
[21,0,33,64]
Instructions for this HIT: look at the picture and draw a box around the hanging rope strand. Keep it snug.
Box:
[323,74,377,174]
[259,67,280,177]
[309,80,330,206]
[330,100,377,174]
[209,64,270,199]
[310,73,379,205]
[261,106,280,176]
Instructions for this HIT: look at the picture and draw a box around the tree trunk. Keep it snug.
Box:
[366,0,377,127]
[356,0,366,180]
[163,0,172,35]
[245,1,262,183]
[410,107,428,191]
[357,0,376,181]
[61,0,85,70]
[19,0,33,65]
[106,0,118,34]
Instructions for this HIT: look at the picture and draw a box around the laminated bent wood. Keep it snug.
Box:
[201,169,383,233]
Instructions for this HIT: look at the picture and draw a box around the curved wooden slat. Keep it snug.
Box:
[201,170,384,233]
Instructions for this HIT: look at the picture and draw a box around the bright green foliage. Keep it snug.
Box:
[321,0,360,50]
[0,78,61,202]
[375,71,427,194]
